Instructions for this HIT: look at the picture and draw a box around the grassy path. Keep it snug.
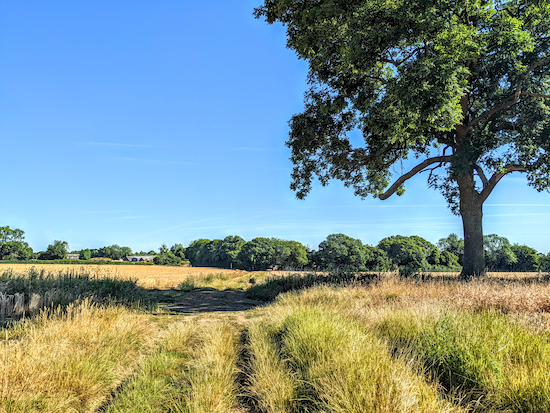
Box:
[97,292,265,413]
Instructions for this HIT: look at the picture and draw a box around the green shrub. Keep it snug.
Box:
[246,272,378,301]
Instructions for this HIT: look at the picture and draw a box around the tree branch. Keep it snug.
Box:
[378,156,452,200]
[468,84,522,129]
[479,164,528,203]
[384,47,422,67]
[468,57,550,129]
[521,91,550,99]
[474,164,489,187]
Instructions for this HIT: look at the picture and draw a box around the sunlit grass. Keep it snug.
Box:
[0,300,157,412]
[247,306,460,413]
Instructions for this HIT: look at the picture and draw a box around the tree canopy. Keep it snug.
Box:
[39,240,69,260]
[0,226,34,260]
[255,0,550,277]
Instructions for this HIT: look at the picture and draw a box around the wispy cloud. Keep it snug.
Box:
[485,204,550,207]
[112,157,198,166]
[115,215,153,220]
[80,141,156,148]
[230,147,276,152]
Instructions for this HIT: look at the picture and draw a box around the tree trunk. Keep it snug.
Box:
[458,174,486,279]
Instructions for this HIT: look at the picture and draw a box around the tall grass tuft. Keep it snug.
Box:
[248,307,458,412]
[0,300,157,412]
[377,308,550,411]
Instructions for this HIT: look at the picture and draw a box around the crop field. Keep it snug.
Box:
[1,265,550,412]
[0,263,252,289]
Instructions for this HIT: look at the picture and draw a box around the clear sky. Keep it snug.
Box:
[1,0,550,254]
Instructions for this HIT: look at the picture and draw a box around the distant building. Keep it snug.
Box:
[67,254,80,260]
[124,255,156,263]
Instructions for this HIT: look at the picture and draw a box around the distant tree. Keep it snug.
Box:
[220,236,246,268]
[236,238,280,271]
[275,240,309,270]
[185,239,212,267]
[98,244,133,260]
[154,244,181,266]
[79,249,92,260]
[39,240,69,260]
[378,236,429,274]
[170,243,187,260]
[484,234,517,271]
[314,234,368,271]
[364,245,393,271]
[540,253,550,273]
[438,234,465,265]
[440,251,461,269]
[510,245,540,272]
[89,248,100,258]
[0,226,33,260]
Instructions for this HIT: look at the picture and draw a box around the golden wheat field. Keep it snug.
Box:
[0,263,251,289]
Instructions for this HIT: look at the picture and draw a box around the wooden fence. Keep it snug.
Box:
[0,291,58,321]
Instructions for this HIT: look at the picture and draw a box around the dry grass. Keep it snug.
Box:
[0,264,252,290]
[0,300,158,412]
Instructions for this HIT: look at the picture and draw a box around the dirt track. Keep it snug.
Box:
[162,289,264,313]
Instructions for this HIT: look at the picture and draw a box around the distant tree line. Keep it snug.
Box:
[1,225,548,273]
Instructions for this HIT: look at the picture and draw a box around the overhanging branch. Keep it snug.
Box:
[378,156,452,200]
[479,164,528,203]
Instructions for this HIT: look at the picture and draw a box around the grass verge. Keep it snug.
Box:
[245,271,378,301]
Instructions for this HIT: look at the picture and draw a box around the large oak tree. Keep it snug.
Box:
[255,0,550,277]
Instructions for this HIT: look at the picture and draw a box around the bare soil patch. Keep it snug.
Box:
[158,289,264,313]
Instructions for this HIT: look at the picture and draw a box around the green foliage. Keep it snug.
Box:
[236,237,308,271]
[153,244,182,266]
[185,236,246,268]
[378,235,438,274]
[38,240,69,260]
[510,244,540,272]
[0,226,34,261]
[170,243,186,260]
[79,248,92,260]
[95,244,133,260]
[484,234,517,271]
[312,233,392,271]
[438,234,465,265]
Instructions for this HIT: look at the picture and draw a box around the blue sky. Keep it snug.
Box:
[1,1,550,253]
